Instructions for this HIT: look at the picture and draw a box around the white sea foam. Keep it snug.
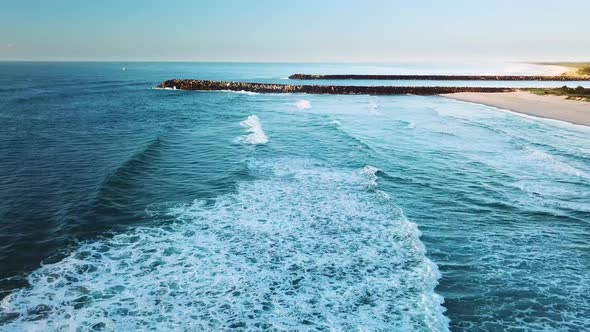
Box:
[527,149,588,178]
[293,99,311,110]
[407,122,416,129]
[223,89,259,95]
[152,86,178,91]
[239,115,268,145]
[0,159,449,331]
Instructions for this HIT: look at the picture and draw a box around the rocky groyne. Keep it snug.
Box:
[288,74,590,81]
[158,79,516,95]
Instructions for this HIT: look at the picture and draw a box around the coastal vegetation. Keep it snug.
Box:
[525,86,590,101]
[566,64,590,77]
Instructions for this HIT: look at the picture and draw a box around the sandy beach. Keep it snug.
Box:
[442,91,590,126]
[540,64,570,76]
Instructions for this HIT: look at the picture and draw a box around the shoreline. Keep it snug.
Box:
[441,91,590,126]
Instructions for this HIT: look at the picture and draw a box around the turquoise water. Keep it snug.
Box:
[0,62,589,331]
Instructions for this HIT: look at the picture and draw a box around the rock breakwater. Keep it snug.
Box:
[158,80,515,95]
[288,74,590,81]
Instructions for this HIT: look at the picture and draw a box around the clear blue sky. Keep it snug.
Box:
[1,0,588,61]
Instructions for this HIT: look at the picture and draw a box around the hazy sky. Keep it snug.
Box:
[1,0,589,62]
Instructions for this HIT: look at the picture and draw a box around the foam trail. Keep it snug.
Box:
[294,99,311,110]
[240,115,268,144]
[0,159,449,331]
[527,149,588,178]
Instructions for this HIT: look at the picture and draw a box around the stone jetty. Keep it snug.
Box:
[288,74,590,81]
[158,79,515,95]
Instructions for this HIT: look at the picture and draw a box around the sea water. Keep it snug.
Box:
[0,62,589,331]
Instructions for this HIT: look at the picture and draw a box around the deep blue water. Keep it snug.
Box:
[0,62,589,331]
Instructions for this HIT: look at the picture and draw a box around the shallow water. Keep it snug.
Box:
[0,62,589,331]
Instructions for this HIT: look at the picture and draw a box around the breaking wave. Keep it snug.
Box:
[0,159,448,331]
[361,165,391,200]
[362,165,380,188]
[239,115,268,145]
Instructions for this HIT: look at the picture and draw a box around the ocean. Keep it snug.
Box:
[0,62,589,331]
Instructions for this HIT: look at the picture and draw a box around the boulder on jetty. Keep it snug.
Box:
[288,74,590,81]
[158,79,515,95]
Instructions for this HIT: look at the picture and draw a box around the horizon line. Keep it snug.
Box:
[1,59,587,64]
